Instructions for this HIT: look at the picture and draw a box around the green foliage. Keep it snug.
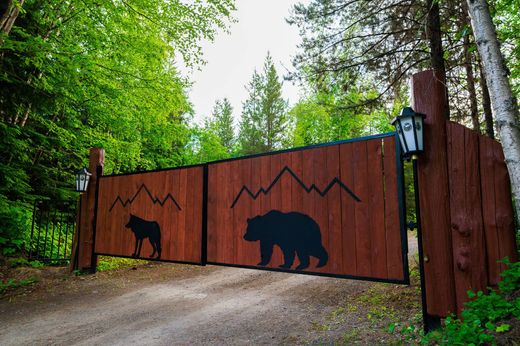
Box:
[239,53,288,154]
[8,258,44,268]
[0,0,235,250]
[396,258,520,345]
[0,277,38,295]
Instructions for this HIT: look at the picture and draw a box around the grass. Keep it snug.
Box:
[97,256,149,272]
[0,277,39,295]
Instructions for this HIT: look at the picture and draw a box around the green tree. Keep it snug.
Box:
[205,98,235,152]
[239,53,288,154]
[0,0,235,251]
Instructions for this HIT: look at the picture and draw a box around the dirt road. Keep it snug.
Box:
[0,237,420,345]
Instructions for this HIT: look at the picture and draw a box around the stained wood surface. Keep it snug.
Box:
[412,70,457,317]
[94,167,203,263]
[479,135,518,285]
[447,122,487,314]
[207,137,407,281]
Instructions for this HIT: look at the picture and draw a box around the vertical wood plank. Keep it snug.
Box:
[448,122,487,315]
[340,143,357,275]
[367,138,388,278]
[326,145,342,273]
[383,136,404,279]
[353,141,370,276]
[493,142,519,266]
[479,135,501,285]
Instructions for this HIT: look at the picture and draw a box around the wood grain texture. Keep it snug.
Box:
[207,138,406,281]
[447,122,487,315]
[94,167,203,263]
[412,70,457,316]
[480,135,518,286]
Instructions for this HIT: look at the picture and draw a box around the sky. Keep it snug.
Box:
[180,0,309,125]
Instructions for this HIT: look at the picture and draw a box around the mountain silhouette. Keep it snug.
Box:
[230,166,361,208]
[109,183,181,212]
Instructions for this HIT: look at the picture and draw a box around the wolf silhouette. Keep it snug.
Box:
[125,214,162,259]
[243,210,328,270]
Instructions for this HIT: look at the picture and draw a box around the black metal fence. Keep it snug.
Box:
[29,201,77,263]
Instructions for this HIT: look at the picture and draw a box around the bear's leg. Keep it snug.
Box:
[280,248,295,269]
[295,251,310,270]
[316,246,329,268]
[258,241,273,266]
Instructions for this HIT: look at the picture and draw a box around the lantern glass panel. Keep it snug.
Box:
[414,115,424,151]
[401,116,417,153]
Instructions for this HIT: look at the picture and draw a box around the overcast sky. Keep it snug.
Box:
[181,0,309,125]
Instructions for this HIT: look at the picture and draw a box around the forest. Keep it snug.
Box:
[0,0,519,260]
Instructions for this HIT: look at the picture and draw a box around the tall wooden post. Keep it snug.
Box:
[71,148,104,272]
[411,70,457,317]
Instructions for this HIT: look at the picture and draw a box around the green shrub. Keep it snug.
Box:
[97,256,148,272]
[423,258,520,345]
[0,196,32,256]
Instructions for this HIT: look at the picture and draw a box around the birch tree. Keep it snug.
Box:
[466,0,520,224]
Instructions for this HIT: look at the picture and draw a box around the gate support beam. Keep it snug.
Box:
[411,70,457,319]
[71,148,104,272]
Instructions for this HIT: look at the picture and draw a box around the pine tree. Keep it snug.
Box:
[206,98,235,152]
[239,53,288,154]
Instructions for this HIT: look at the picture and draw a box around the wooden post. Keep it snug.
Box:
[70,148,104,272]
[411,70,457,317]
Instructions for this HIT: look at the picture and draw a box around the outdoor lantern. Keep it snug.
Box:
[75,168,92,193]
[391,107,425,157]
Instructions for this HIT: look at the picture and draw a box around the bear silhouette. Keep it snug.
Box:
[125,214,162,259]
[243,210,328,270]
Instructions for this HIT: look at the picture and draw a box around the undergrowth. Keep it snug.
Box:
[0,277,39,295]
[390,257,520,345]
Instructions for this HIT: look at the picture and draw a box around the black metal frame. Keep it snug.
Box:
[29,200,77,263]
[90,131,410,285]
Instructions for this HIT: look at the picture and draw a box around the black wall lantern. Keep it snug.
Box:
[75,168,92,193]
[392,107,425,158]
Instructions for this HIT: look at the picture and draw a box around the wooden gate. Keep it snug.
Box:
[207,133,408,282]
[91,133,409,284]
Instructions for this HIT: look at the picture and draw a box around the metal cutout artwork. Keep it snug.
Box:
[243,210,329,270]
[109,183,182,212]
[230,166,361,208]
[125,214,162,259]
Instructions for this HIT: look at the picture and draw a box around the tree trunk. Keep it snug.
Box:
[466,0,520,225]
[479,60,495,139]
[461,8,480,133]
[426,0,449,120]
[0,0,24,38]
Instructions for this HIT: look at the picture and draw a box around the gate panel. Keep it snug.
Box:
[94,167,204,263]
[207,134,408,282]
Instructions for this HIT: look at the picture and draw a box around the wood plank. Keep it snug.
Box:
[326,145,342,273]
[207,165,218,262]
[353,140,370,277]
[479,135,500,285]
[448,122,487,315]
[493,141,519,267]
[339,142,357,275]
[383,136,404,280]
[367,138,387,279]
[313,147,329,273]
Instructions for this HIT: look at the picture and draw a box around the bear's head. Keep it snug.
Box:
[243,216,264,241]
[125,214,138,229]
